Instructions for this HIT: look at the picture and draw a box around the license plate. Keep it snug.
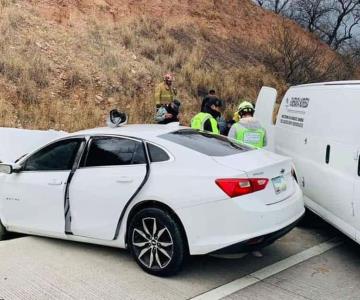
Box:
[272,176,287,194]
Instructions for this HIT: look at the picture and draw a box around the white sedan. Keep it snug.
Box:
[0,125,304,276]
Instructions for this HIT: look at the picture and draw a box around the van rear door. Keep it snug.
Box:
[254,87,277,152]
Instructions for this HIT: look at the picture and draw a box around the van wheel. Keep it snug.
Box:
[0,220,6,240]
[128,208,186,277]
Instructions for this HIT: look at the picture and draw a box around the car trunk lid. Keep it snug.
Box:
[212,150,295,205]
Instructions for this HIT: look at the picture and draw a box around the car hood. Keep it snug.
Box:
[0,128,67,163]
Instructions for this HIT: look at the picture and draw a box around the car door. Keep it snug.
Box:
[0,138,84,235]
[353,150,360,242]
[68,136,147,240]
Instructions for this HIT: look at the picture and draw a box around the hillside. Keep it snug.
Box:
[0,0,354,131]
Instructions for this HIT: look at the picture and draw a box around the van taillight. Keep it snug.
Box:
[215,178,269,198]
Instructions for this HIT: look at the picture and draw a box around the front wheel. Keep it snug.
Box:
[128,208,186,276]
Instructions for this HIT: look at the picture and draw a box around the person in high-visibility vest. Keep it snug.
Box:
[191,98,223,134]
[228,101,266,148]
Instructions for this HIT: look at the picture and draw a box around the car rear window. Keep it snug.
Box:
[159,129,252,156]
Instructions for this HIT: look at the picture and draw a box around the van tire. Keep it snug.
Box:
[0,220,6,240]
[128,207,186,276]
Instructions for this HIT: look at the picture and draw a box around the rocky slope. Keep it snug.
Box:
[0,0,351,130]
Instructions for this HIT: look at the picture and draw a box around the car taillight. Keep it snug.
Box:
[215,178,269,198]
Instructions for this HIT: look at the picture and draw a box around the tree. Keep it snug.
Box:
[291,0,332,33]
[317,0,360,50]
[255,0,360,51]
[263,23,354,85]
[255,0,291,14]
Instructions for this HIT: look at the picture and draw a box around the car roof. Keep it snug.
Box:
[69,123,186,140]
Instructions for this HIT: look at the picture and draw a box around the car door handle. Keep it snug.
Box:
[48,180,63,186]
[116,177,133,183]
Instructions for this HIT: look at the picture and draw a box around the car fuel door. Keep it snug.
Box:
[68,136,147,240]
[253,86,277,151]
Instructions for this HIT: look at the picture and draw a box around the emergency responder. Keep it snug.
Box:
[191,98,222,134]
[232,98,254,123]
[155,99,181,124]
[200,89,216,112]
[228,101,266,148]
[154,73,177,110]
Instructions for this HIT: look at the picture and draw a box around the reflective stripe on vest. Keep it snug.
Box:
[235,124,265,148]
[191,112,219,134]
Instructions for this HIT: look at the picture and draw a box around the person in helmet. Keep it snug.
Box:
[155,99,181,124]
[191,98,223,134]
[154,73,177,110]
[228,101,266,148]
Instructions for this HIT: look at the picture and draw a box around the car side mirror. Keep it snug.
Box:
[0,163,21,174]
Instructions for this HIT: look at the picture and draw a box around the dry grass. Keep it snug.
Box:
[0,2,355,132]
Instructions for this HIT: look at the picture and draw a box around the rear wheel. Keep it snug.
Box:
[128,208,186,276]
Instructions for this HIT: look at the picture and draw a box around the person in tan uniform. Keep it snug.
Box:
[154,73,177,110]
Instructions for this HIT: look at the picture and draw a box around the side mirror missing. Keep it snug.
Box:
[0,163,21,174]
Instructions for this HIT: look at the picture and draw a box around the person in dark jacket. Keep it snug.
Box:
[191,98,223,133]
[201,89,216,112]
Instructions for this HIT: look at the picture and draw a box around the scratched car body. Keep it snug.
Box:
[0,124,304,276]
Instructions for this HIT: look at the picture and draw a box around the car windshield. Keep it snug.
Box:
[159,129,253,157]
[14,153,28,163]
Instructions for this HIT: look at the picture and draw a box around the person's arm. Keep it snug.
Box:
[263,129,267,146]
[155,107,166,122]
[228,124,237,139]
[154,84,161,106]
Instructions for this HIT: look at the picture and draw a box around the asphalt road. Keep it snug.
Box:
[0,219,358,300]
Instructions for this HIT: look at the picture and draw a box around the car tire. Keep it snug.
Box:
[0,219,6,240]
[128,207,186,277]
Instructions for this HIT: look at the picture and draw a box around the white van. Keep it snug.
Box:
[255,81,360,243]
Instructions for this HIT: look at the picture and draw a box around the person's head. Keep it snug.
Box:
[208,89,216,96]
[207,98,223,114]
[238,101,255,118]
[163,73,173,86]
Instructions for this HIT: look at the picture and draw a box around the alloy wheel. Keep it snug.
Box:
[132,217,174,270]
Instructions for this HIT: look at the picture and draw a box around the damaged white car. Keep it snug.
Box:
[0,125,304,276]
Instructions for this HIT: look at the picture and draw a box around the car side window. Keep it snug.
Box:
[85,137,146,167]
[148,143,170,162]
[23,139,83,171]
